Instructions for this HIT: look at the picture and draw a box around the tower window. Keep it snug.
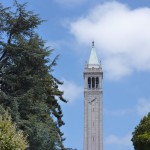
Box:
[92,77,95,88]
[96,77,99,88]
[88,77,91,89]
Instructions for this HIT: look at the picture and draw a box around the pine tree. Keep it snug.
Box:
[0,1,67,149]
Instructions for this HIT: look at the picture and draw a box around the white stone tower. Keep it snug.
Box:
[84,42,103,150]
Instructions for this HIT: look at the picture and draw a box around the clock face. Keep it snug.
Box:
[88,96,96,104]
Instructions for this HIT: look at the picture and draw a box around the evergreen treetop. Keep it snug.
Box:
[0,1,67,149]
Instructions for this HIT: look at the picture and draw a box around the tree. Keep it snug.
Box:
[0,105,28,150]
[131,112,150,150]
[0,1,67,149]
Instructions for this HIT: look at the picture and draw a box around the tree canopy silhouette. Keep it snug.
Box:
[0,1,67,149]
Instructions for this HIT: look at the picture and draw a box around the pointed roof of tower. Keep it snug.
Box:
[88,41,99,66]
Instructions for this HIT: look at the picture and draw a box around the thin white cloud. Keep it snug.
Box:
[104,97,150,118]
[104,108,132,117]
[136,98,150,116]
[46,40,69,51]
[105,134,132,149]
[59,79,83,103]
[70,1,150,80]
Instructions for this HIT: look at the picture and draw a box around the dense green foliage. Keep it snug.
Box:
[131,112,150,150]
[0,1,67,149]
[0,106,28,150]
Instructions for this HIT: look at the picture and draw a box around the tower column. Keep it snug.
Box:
[84,42,103,150]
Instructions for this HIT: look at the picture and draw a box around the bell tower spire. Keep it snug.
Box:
[83,42,103,150]
[88,42,99,68]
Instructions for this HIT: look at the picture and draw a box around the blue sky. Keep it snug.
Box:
[2,0,150,150]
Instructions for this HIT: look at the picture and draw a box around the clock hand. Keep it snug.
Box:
[89,98,96,104]
[91,98,96,103]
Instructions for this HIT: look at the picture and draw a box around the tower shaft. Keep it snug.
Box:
[84,44,103,150]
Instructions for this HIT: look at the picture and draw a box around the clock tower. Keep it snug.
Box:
[84,42,103,150]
